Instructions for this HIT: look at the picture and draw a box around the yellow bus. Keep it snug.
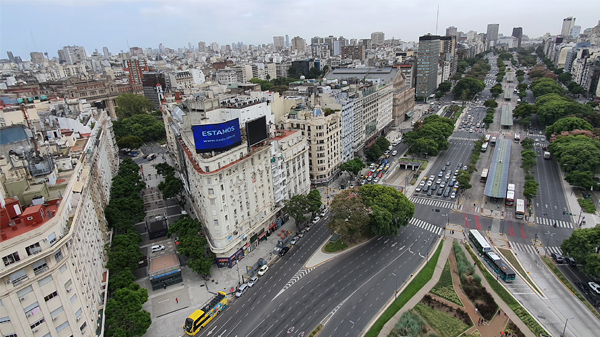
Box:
[183,291,228,335]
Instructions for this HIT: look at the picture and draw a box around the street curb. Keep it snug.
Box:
[304,235,374,270]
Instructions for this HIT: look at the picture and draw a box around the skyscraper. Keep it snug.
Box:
[198,41,206,52]
[371,32,385,46]
[512,27,523,48]
[445,26,458,37]
[7,51,15,62]
[416,34,441,98]
[30,52,45,64]
[291,36,306,53]
[285,35,290,48]
[486,24,499,49]
[273,36,285,50]
[103,46,110,57]
[561,17,575,37]
[571,25,581,38]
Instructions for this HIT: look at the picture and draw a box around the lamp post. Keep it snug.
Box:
[561,317,574,337]
[235,258,242,287]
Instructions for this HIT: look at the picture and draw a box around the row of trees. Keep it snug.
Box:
[282,190,322,228]
[452,77,485,101]
[562,226,600,279]
[326,185,415,242]
[365,136,391,162]
[520,138,539,203]
[155,163,185,207]
[104,158,151,337]
[113,93,166,149]
[403,115,455,156]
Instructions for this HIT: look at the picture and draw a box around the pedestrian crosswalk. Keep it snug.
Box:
[535,217,573,229]
[410,197,455,209]
[409,218,443,235]
[511,242,563,256]
[449,136,476,141]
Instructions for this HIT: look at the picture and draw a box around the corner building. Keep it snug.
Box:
[0,113,118,337]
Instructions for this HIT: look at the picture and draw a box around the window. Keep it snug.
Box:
[26,243,42,256]
[44,291,58,302]
[70,294,77,303]
[48,233,57,246]
[75,309,82,318]
[24,302,40,317]
[0,316,10,324]
[32,259,48,276]
[56,321,69,332]
[3,252,20,266]
[30,317,45,329]
[208,188,214,195]
[4,333,17,337]
[10,270,28,286]
[64,280,72,290]
[80,322,87,333]
[59,265,67,273]
[51,306,64,318]
[38,276,53,287]
[54,250,63,262]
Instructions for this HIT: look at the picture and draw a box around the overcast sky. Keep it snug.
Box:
[1,0,598,60]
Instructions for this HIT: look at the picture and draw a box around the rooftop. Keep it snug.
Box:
[484,139,511,198]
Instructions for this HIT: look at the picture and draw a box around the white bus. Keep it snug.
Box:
[515,199,525,219]
[507,183,515,192]
[481,142,489,152]
[468,230,492,254]
[484,134,491,142]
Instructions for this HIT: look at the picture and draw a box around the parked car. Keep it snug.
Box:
[290,237,299,245]
[415,186,422,192]
[589,282,600,295]
[436,179,442,185]
[437,188,444,195]
[248,276,259,287]
[438,171,444,177]
[431,184,438,191]
[423,185,429,192]
[320,209,328,217]
[443,188,451,197]
[257,265,269,276]
[392,150,397,156]
[312,216,320,224]
[151,245,165,253]
[446,161,451,166]
[279,246,290,256]
[427,189,433,196]
[551,252,565,264]
[575,282,589,294]
[450,192,456,199]
[235,283,249,297]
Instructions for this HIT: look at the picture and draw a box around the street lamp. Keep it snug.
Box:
[561,318,574,337]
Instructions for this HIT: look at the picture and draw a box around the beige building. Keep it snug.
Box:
[0,112,118,337]
[269,130,311,208]
[281,106,342,185]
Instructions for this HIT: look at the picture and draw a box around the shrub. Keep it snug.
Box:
[578,198,596,213]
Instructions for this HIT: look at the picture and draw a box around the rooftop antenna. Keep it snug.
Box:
[436,5,439,35]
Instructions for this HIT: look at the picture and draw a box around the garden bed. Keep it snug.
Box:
[431,260,463,306]
[414,302,470,337]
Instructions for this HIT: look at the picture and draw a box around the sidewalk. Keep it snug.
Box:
[558,166,600,228]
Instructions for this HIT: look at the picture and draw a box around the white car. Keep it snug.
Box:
[320,209,329,217]
[392,150,398,156]
[450,192,456,199]
[312,216,320,224]
[589,282,600,295]
[248,276,259,287]
[258,265,269,276]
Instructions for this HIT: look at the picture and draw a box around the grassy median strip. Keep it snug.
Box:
[541,255,600,320]
[497,248,541,295]
[364,242,443,337]
[464,244,548,337]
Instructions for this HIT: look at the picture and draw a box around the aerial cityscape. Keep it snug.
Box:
[2,2,600,337]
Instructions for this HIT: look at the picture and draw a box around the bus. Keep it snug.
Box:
[484,134,491,142]
[515,199,525,219]
[481,142,489,152]
[514,134,520,142]
[506,190,515,206]
[507,183,515,192]
[484,251,517,282]
[468,229,492,254]
[183,291,228,335]
[480,168,489,182]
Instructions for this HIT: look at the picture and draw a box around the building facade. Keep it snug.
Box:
[416,34,441,98]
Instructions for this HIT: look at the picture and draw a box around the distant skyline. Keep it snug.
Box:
[1,0,598,60]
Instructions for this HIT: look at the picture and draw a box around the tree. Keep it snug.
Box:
[107,233,143,274]
[545,117,593,139]
[115,93,155,119]
[489,84,504,98]
[567,81,586,95]
[452,77,485,100]
[483,99,498,108]
[456,171,472,190]
[549,135,600,173]
[307,189,322,215]
[519,116,532,127]
[158,175,184,205]
[410,138,439,156]
[117,135,144,149]
[437,81,452,94]
[327,190,371,242]
[516,69,525,77]
[154,162,176,177]
[109,268,136,293]
[339,158,366,179]
[558,72,573,84]
[168,216,213,276]
[250,78,274,91]
[105,283,152,337]
[521,150,537,172]
[113,114,166,143]
[530,78,565,97]
[360,185,414,236]
[521,137,534,150]
[283,195,311,225]
[561,227,600,278]
[565,170,597,190]
[523,180,539,202]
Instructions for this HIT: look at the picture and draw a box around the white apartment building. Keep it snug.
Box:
[269,130,310,207]
[169,71,195,90]
[164,95,286,266]
[281,106,343,185]
[216,69,237,85]
[0,112,118,337]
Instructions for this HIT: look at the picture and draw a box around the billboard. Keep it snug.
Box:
[192,119,242,153]
[246,116,268,146]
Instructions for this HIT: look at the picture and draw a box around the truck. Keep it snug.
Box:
[543,151,551,159]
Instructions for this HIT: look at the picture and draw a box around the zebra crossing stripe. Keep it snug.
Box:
[409,197,455,209]
[409,218,442,235]
[534,217,573,229]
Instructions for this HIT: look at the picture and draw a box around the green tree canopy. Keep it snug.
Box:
[456,170,472,190]
[557,72,573,84]
[105,283,152,337]
[115,93,155,119]
[117,135,144,150]
[548,135,600,173]
[437,81,452,94]
[567,81,586,95]
[113,113,166,143]
[249,78,274,91]
[520,137,534,150]
[489,84,504,98]
[530,78,565,97]
[167,216,212,276]
[483,99,498,108]
[107,232,143,274]
[561,227,600,278]
[565,170,597,190]
[452,77,485,100]
[523,180,539,203]
[545,117,593,139]
[339,158,366,177]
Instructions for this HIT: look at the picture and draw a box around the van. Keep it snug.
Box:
[235,283,249,297]
[151,245,165,253]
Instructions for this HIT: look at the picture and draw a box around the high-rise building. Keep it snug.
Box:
[291,36,306,53]
[416,34,441,98]
[341,45,365,60]
[445,26,458,37]
[371,32,385,46]
[0,112,119,337]
[571,25,581,38]
[57,45,87,65]
[103,47,110,57]
[273,36,285,50]
[30,52,45,64]
[285,35,290,48]
[512,27,523,48]
[126,59,147,85]
[486,24,499,49]
[198,41,207,52]
[561,17,575,37]
[6,51,15,62]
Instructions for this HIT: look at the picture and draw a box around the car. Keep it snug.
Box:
[437,188,444,195]
[419,180,426,186]
[320,209,328,217]
[258,265,269,276]
[423,185,430,192]
[236,283,249,297]
[373,178,379,183]
[369,163,376,170]
[436,179,442,184]
[445,174,451,180]
[440,182,446,189]
[427,189,433,196]
[443,188,451,197]
[454,182,460,189]
[462,166,468,171]
[446,161,451,166]
[384,150,390,155]
[576,282,589,294]
[426,180,433,186]
[392,150,398,156]
[377,172,383,178]
[361,180,367,185]
[297,232,304,238]
[367,176,373,182]
[450,192,456,199]
[312,216,320,224]
[438,171,444,177]
[429,175,435,180]
[589,282,600,295]
[415,186,422,192]
[431,184,438,191]
[151,245,165,253]
[248,276,259,287]
[551,252,565,264]
[567,257,576,267]
[454,170,459,176]
[290,237,299,245]
[457,162,463,168]
[279,246,290,256]
[441,166,446,171]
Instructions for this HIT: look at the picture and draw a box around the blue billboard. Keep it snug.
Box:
[192,119,242,153]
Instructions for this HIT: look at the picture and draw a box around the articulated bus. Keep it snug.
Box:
[468,229,492,254]
[505,190,515,206]
[515,199,525,219]
[480,168,489,183]
[183,291,228,335]
[484,251,517,282]
[481,142,489,152]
